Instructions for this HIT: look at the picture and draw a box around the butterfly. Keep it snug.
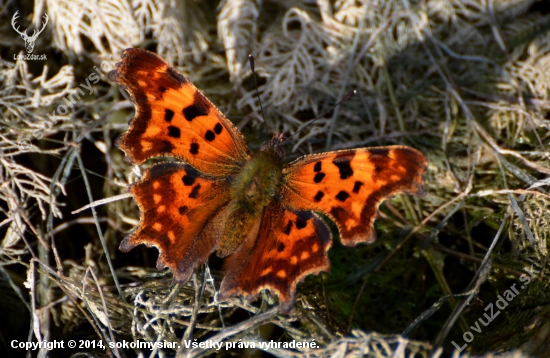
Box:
[109,48,428,313]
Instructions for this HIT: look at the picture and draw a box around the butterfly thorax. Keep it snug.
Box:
[217,135,284,257]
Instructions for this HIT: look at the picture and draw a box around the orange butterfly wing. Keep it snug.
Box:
[282,146,427,246]
[121,162,231,283]
[220,200,331,313]
[109,48,251,177]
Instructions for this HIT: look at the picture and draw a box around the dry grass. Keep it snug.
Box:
[1,0,550,357]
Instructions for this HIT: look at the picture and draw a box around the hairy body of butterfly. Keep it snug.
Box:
[110,48,428,313]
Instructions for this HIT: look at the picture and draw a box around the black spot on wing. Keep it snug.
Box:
[283,220,293,235]
[168,126,180,138]
[182,94,209,122]
[333,156,354,179]
[335,191,350,202]
[295,216,307,229]
[182,165,201,191]
[314,190,325,202]
[313,172,325,183]
[182,174,196,186]
[164,109,174,122]
[178,206,189,215]
[277,242,285,252]
[190,142,199,155]
[353,181,364,193]
[214,123,223,134]
[313,161,322,172]
[188,184,201,199]
[205,130,215,141]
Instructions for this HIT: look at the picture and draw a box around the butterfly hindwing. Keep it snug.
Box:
[220,200,331,313]
[109,48,251,176]
[121,162,231,282]
[282,146,427,246]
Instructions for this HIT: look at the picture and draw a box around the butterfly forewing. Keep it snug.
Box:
[282,146,427,245]
[109,48,251,177]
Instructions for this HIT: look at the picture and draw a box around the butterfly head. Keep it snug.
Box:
[260,131,285,160]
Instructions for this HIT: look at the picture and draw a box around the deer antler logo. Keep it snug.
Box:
[12,11,49,54]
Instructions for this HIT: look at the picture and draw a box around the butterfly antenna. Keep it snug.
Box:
[249,55,270,134]
[283,90,356,144]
